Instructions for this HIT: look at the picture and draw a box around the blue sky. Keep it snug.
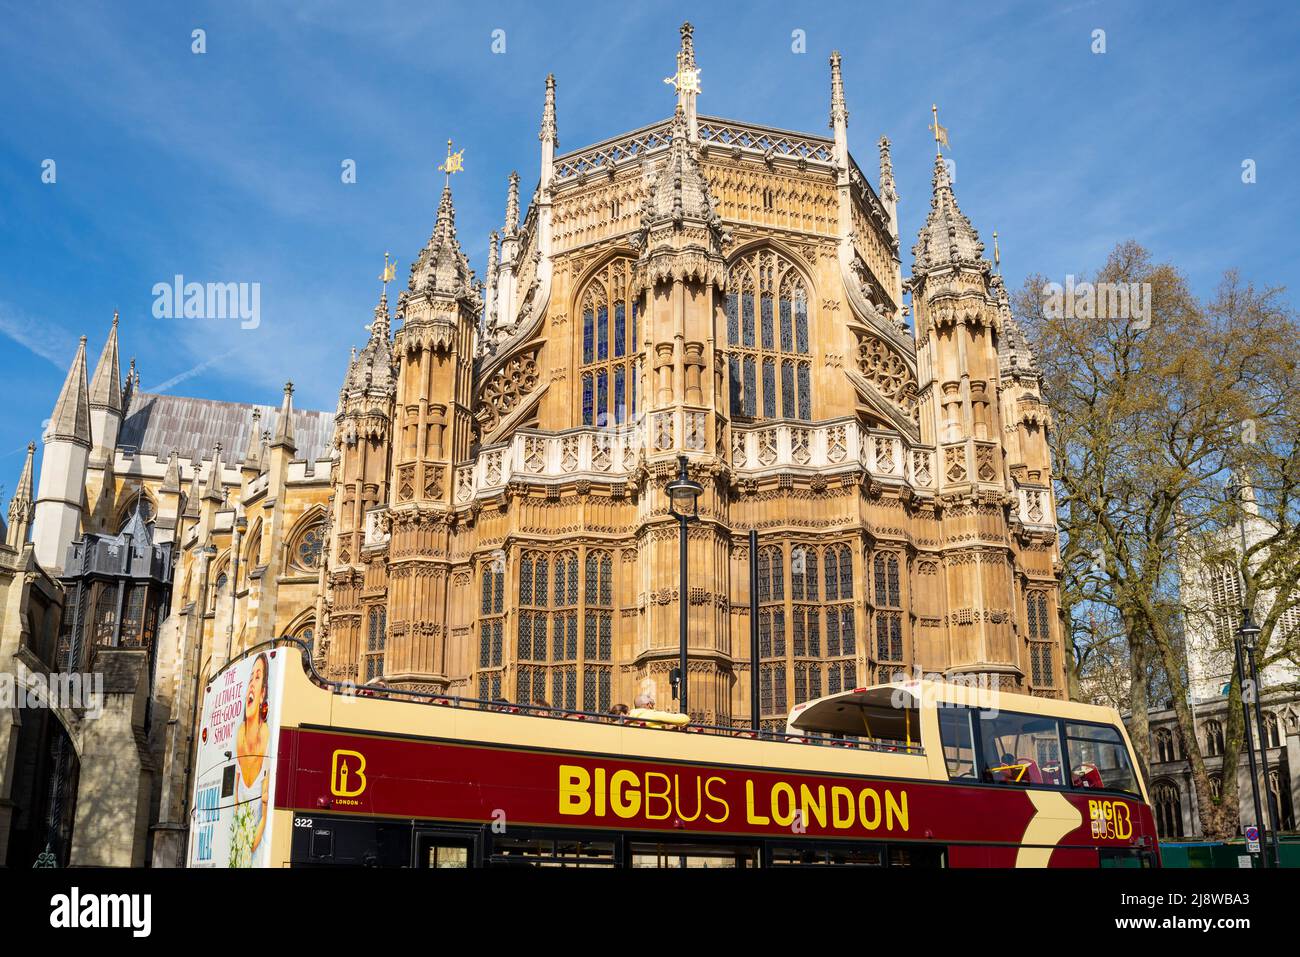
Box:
[1,0,1297,493]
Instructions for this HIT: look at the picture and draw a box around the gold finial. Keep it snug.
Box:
[665,26,701,97]
[438,138,465,185]
[379,250,396,291]
[929,104,950,155]
[993,230,1001,274]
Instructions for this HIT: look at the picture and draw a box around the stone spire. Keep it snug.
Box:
[242,408,264,472]
[271,382,297,453]
[122,356,137,411]
[409,184,478,304]
[674,22,700,143]
[878,137,898,209]
[183,454,202,517]
[539,73,557,151]
[6,441,36,547]
[160,449,182,493]
[633,105,730,290]
[483,230,499,338]
[911,153,985,276]
[48,335,92,447]
[829,51,848,170]
[202,443,225,503]
[89,311,123,413]
[504,171,520,238]
[343,290,396,396]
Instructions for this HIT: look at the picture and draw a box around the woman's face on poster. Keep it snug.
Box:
[247,658,267,721]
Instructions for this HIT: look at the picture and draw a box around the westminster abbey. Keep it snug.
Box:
[0,23,1064,865]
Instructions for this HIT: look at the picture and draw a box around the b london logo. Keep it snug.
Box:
[152,274,261,329]
[49,887,151,938]
[1041,274,1152,329]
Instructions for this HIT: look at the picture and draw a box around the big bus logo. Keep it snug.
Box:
[1087,799,1132,840]
[331,749,368,799]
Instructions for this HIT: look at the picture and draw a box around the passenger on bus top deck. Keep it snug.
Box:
[610,703,630,718]
[628,692,689,730]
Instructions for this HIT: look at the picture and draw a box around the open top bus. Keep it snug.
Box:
[187,640,1157,869]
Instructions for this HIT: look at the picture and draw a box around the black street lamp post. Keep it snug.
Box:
[1239,612,1283,867]
[1234,611,1268,868]
[665,455,703,717]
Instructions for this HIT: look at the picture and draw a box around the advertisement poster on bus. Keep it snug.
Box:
[187,649,286,868]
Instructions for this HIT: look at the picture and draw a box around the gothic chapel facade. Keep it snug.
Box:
[327,23,1065,727]
[1,21,1065,867]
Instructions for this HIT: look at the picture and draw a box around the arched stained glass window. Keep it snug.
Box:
[579,259,640,427]
[725,249,812,422]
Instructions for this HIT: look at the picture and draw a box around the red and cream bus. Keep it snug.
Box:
[187,640,1158,869]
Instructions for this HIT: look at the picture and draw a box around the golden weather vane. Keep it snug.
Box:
[379,251,397,291]
[664,67,701,95]
[929,104,950,155]
[437,138,465,185]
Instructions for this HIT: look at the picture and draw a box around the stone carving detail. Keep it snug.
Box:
[654,413,674,452]
[757,430,777,466]
[592,433,612,471]
[855,331,918,416]
[524,435,546,472]
[827,425,847,463]
[874,437,895,474]
[423,464,444,499]
[560,435,579,471]
[455,465,473,504]
[912,450,933,487]
[484,449,504,486]
[397,464,415,502]
[1027,489,1044,523]
[478,348,540,434]
[976,443,997,483]
[944,445,967,483]
[731,430,747,468]
[685,412,707,451]
[791,428,811,465]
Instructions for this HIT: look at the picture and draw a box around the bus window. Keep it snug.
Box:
[1063,722,1140,796]
[771,845,884,867]
[887,845,946,867]
[489,835,616,867]
[631,842,759,868]
[977,711,1062,787]
[938,707,977,780]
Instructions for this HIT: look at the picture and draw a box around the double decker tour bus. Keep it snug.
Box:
[187,640,1158,869]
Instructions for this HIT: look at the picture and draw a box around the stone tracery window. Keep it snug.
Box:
[116,493,156,532]
[755,542,858,729]
[579,259,640,427]
[725,249,811,421]
[290,518,326,571]
[1154,781,1183,838]
[1203,719,1224,758]
[873,552,903,669]
[364,607,386,682]
[517,547,615,711]
[478,557,505,700]
[1153,726,1178,764]
[1026,590,1054,688]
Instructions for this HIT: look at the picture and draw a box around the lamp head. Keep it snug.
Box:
[665,455,703,520]
[1238,609,1261,651]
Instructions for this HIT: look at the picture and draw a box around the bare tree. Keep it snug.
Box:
[1016,243,1300,839]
